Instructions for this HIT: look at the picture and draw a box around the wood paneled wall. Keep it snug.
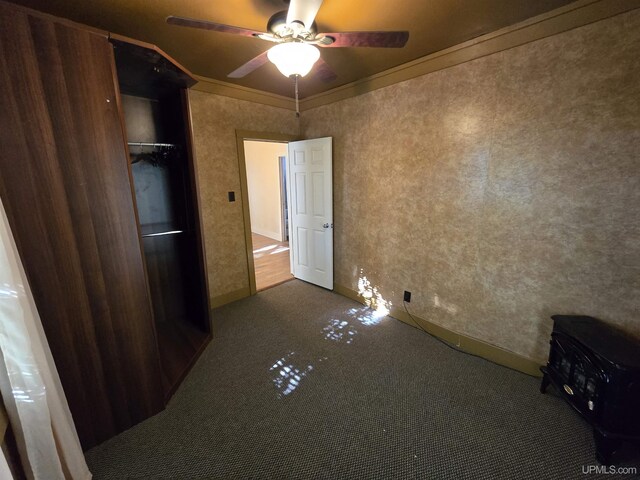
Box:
[0,1,164,448]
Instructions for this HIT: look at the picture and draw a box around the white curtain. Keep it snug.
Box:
[0,198,91,480]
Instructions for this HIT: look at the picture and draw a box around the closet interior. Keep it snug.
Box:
[113,39,211,397]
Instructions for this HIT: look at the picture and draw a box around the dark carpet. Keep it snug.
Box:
[85,280,638,479]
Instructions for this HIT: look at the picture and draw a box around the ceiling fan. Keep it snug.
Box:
[166,0,409,84]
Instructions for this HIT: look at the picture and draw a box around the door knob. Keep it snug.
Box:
[323,223,329,228]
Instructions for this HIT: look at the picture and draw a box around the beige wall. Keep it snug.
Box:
[244,140,288,241]
[189,10,639,363]
[301,9,640,363]
[189,91,298,302]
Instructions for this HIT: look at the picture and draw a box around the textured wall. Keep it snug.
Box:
[302,9,640,362]
[189,91,298,300]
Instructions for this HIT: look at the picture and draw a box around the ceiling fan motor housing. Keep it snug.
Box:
[267,10,317,38]
[166,0,409,81]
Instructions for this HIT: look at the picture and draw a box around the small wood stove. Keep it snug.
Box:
[540,315,640,465]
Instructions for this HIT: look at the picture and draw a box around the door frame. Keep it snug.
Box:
[235,130,300,295]
[278,155,288,243]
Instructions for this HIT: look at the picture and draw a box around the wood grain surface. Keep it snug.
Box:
[0,1,164,449]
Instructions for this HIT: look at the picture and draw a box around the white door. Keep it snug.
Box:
[287,137,333,290]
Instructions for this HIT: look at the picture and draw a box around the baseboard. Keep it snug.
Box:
[251,228,282,242]
[334,283,543,377]
[211,287,251,308]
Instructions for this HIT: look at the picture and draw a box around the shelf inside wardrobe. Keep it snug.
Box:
[128,142,177,147]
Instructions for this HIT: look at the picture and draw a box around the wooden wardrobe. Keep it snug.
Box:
[0,1,210,450]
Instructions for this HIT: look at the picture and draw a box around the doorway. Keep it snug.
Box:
[237,131,334,295]
[236,131,298,294]
[244,140,292,291]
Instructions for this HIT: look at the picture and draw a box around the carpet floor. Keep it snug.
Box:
[85,280,638,479]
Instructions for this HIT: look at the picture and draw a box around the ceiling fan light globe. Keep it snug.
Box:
[267,42,320,78]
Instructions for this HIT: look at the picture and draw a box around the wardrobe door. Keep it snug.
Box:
[0,3,164,449]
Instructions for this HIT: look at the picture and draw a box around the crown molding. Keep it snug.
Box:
[192,75,296,110]
[191,0,640,112]
[299,0,640,111]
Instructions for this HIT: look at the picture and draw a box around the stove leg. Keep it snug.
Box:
[540,373,550,394]
[593,429,620,465]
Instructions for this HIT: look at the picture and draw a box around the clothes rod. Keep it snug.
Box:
[128,142,175,147]
[141,230,183,238]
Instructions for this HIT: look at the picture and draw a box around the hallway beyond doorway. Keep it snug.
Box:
[252,233,293,291]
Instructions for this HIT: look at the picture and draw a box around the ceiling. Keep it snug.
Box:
[9,0,577,98]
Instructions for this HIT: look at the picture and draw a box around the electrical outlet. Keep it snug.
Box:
[403,290,411,303]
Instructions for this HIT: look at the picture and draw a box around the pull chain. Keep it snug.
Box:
[294,74,300,118]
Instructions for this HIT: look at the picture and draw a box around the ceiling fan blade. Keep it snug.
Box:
[167,15,265,38]
[286,0,324,29]
[227,51,270,78]
[313,57,337,83]
[317,31,409,48]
